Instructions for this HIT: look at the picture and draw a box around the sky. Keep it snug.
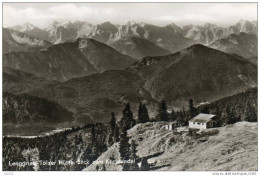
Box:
[3,3,257,28]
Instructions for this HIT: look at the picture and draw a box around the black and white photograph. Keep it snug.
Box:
[1,1,258,173]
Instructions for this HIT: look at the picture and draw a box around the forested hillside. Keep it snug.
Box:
[3,92,74,124]
[3,123,109,171]
[197,88,257,124]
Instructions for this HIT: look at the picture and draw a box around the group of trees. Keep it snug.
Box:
[117,103,149,171]
[155,99,198,126]
[119,129,139,170]
[104,102,150,171]
[155,88,257,127]
[3,124,109,171]
[198,88,257,126]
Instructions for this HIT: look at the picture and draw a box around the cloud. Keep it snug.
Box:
[3,5,52,27]
[3,3,257,28]
[152,13,214,23]
[3,3,118,28]
[151,3,257,27]
[48,4,98,17]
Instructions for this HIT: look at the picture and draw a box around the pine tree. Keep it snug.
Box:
[82,146,91,166]
[138,103,149,123]
[226,105,231,117]
[108,112,116,146]
[101,164,106,171]
[138,103,143,123]
[142,104,149,123]
[237,114,241,122]
[140,157,149,171]
[227,109,237,124]
[177,109,185,126]
[245,102,257,122]
[113,125,120,142]
[201,107,210,114]
[107,133,113,147]
[129,140,139,171]
[156,100,168,121]
[110,112,116,133]
[183,106,189,126]
[121,103,136,130]
[119,127,130,160]
[214,106,222,127]
[189,99,195,119]
[176,110,181,126]
[171,110,176,121]
[90,126,98,162]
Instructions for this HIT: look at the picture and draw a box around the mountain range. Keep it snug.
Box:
[2,19,258,125]
[209,32,257,58]
[128,44,257,107]
[182,20,257,44]
[11,20,257,44]
[2,16,258,173]
[3,28,52,54]
[3,68,158,123]
[3,44,257,124]
[3,37,136,81]
[110,36,171,59]
[8,19,256,55]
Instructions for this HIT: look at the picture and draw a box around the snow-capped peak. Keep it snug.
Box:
[127,21,137,26]
[167,23,179,27]
[235,19,256,33]
[204,23,217,28]
[21,23,35,32]
[238,19,248,26]
[47,21,60,28]
[139,22,146,27]
[129,21,136,26]
[45,21,61,32]
[61,21,73,28]
[52,21,60,26]
[9,30,48,46]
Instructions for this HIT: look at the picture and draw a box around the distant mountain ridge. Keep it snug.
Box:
[128,44,257,107]
[3,44,257,123]
[3,28,52,54]
[8,19,257,60]
[3,19,258,125]
[11,23,50,43]
[9,19,256,46]
[182,20,257,44]
[3,37,137,81]
[110,36,171,59]
[9,21,197,56]
[209,32,257,58]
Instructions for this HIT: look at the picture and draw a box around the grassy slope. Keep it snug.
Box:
[85,121,257,171]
